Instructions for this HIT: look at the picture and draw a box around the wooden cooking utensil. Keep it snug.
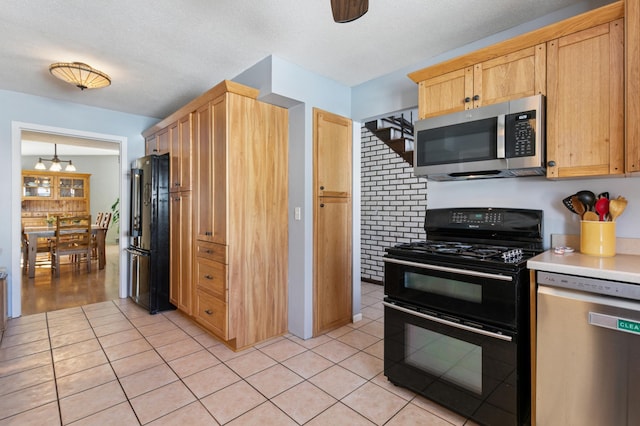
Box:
[583,211,599,221]
[609,196,628,221]
[571,195,586,217]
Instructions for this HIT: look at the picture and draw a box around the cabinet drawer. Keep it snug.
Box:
[195,258,226,299]
[195,240,227,263]
[195,290,228,339]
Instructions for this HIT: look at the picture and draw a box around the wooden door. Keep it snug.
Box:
[313,108,352,336]
[418,67,473,119]
[169,191,192,313]
[474,43,546,108]
[546,20,624,178]
[314,196,352,335]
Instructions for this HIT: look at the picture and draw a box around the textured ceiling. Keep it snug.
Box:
[2,0,606,120]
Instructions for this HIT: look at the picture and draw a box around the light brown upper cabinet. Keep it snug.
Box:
[145,127,170,156]
[626,0,640,173]
[315,109,353,198]
[168,113,193,192]
[416,44,546,119]
[409,1,630,179]
[313,108,352,336]
[546,19,624,178]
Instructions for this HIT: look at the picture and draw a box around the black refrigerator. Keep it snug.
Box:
[127,153,174,313]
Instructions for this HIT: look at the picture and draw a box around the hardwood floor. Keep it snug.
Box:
[21,244,121,316]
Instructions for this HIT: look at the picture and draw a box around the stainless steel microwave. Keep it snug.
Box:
[414,94,545,181]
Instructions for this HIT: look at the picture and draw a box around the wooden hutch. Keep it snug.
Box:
[21,170,91,227]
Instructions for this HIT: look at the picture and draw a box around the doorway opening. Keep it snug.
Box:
[11,121,129,318]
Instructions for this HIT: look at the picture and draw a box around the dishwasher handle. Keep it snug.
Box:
[589,312,640,336]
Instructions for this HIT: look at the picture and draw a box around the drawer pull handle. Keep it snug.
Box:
[204,309,213,315]
[204,274,213,280]
[205,250,213,254]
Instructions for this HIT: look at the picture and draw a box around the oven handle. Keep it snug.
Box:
[383,301,513,342]
[384,257,513,282]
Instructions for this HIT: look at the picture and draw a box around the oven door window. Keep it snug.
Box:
[384,303,527,425]
[385,259,517,328]
[405,271,481,303]
[406,324,482,394]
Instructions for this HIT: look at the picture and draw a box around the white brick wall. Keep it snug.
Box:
[360,127,427,283]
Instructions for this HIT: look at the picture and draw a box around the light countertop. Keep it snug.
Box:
[528,250,640,284]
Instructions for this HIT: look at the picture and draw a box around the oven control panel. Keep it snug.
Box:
[425,207,543,236]
[450,211,503,225]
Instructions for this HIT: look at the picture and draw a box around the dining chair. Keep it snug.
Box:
[92,212,111,260]
[21,228,52,274]
[50,215,92,277]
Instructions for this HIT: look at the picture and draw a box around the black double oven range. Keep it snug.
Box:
[383,207,543,426]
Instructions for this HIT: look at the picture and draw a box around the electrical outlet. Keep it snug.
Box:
[294,207,301,221]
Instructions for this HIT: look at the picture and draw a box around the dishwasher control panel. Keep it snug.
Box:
[537,271,640,301]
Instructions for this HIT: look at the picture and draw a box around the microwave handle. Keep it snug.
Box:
[496,114,506,159]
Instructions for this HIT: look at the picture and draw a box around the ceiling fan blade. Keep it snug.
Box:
[331,0,368,23]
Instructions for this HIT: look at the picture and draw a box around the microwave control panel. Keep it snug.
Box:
[505,110,536,158]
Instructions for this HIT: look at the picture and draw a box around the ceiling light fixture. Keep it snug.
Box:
[34,144,76,172]
[331,0,368,23]
[49,62,111,90]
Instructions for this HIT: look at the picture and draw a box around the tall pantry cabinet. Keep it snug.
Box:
[143,80,288,350]
[313,108,353,336]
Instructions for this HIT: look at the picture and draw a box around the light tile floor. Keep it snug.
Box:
[0,282,477,425]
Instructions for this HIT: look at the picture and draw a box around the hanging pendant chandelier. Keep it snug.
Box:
[49,62,111,90]
[35,144,76,172]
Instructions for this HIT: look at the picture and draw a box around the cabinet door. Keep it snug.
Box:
[195,98,226,244]
[178,113,193,191]
[474,43,546,108]
[169,114,193,193]
[22,174,54,199]
[546,20,624,178]
[169,121,180,193]
[195,102,214,241]
[314,108,352,197]
[314,196,352,335]
[145,134,157,156]
[418,67,473,119]
[170,191,192,314]
[626,0,640,173]
[58,177,87,199]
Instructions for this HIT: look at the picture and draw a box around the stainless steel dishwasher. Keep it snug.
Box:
[536,271,640,425]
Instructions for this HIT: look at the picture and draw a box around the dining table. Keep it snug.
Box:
[22,225,108,278]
